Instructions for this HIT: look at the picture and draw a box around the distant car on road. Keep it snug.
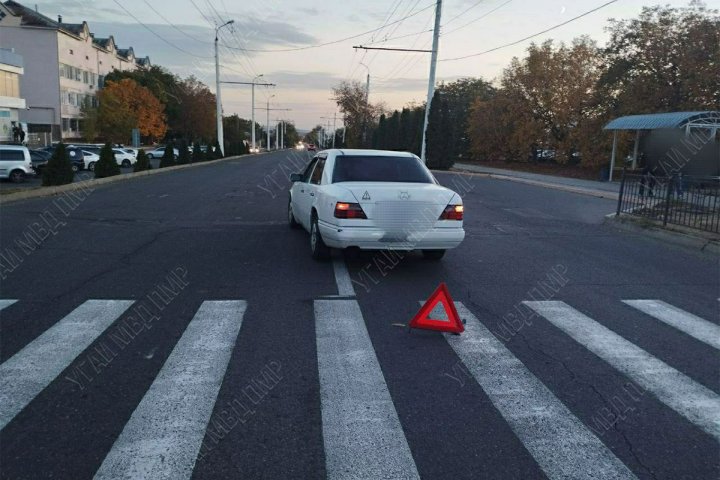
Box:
[146,147,179,160]
[306,144,317,152]
[0,145,34,182]
[288,149,465,260]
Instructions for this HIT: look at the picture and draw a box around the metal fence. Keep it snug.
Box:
[616,171,720,233]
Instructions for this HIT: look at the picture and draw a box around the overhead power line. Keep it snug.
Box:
[221,2,436,52]
[111,0,211,59]
[440,0,618,61]
[441,0,512,36]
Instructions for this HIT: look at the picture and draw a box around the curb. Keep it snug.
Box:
[0,152,270,205]
[450,167,619,200]
[604,213,720,255]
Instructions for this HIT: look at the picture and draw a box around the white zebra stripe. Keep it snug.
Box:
[444,301,636,480]
[0,300,134,430]
[0,299,18,312]
[622,299,720,350]
[525,301,720,440]
[316,299,419,480]
[94,300,246,480]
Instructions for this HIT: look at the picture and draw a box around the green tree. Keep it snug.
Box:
[177,140,190,165]
[212,140,223,159]
[133,149,152,172]
[425,91,454,169]
[332,81,380,148]
[41,143,74,186]
[94,143,121,178]
[159,143,176,168]
[600,2,720,115]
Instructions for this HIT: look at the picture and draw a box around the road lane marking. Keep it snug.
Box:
[443,302,636,480]
[94,300,246,480]
[0,300,134,430]
[0,299,17,312]
[622,300,720,350]
[525,301,720,440]
[315,299,419,480]
[332,257,355,297]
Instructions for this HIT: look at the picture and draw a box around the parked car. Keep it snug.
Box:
[0,145,34,182]
[30,149,50,176]
[81,150,101,171]
[31,146,87,175]
[113,148,137,168]
[146,147,179,160]
[65,148,85,172]
[288,149,465,260]
[121,148,138,158]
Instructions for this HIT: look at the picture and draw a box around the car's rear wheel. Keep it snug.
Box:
[288,199,301,229]
[422,249,446,260]
[88,162,96,172]
[310,215,330,260]
[122,159,131,168]
[71,164,78,173]
[9,169,25,183]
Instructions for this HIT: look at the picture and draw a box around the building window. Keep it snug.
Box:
[68,92,77,106]
[83,71,89,83]
[75,68,82,81]
[62,118,70,131]
[98,75,105,88]
[70,119,79,131]
[0,70,20,97]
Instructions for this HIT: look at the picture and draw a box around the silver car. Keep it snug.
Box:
[0,145,34,183]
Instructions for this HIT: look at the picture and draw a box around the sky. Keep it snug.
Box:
[27,0,708,130]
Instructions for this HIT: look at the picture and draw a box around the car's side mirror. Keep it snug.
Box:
[290,173,302,183]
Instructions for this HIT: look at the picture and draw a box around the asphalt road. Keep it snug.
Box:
[0,150,717,479]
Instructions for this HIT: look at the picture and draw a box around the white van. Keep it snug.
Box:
[0,145,34,182]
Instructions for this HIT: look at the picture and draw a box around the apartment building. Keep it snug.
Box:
[0,1,150,141]
[0,47,25,142]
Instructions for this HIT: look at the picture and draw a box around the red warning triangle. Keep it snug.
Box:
[409,283,464,333]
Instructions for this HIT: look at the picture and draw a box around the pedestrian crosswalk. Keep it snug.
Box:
[0,296,717,478]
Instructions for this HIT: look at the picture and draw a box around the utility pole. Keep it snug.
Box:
[321,113,339,148]
[420,0,442,163]
[256,103,291,150]
[360,62,370,147]
[214,19,235,156]
[251,74,263,152]
[218,78,275,152]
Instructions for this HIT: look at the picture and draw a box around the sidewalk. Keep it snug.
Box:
[453,162,620,198]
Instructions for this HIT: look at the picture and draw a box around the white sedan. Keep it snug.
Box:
[113,148,137,168]
[288,149,465,260]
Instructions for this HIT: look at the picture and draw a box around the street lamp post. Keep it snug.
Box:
[251,74,263,152]
[359,62,370,146]
[266,94,275,150]
[215,19,234,156]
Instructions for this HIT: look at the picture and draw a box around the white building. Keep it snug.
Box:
[0,1,150,142]
[0,47,25,142]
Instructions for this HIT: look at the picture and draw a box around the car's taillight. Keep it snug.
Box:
[334,202,367,219]
[439,204,463,221]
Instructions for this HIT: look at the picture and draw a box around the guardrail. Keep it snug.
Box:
[616,171,720,233]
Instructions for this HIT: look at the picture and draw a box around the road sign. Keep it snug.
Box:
[409,283,464,333]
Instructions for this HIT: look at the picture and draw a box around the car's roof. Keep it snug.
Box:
[0,145,28,151]
[321,148,416,158]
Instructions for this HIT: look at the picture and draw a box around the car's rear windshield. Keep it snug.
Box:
[332,155,434,184]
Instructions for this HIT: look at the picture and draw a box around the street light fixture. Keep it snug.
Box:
[215,19,234,156]
[251,74,263,152]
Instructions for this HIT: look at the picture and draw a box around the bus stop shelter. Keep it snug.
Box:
[604,111,720,181]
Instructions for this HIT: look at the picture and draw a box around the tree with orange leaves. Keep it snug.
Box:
[98,78,167,143]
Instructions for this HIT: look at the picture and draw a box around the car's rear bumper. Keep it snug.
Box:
[318,220,464,250]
